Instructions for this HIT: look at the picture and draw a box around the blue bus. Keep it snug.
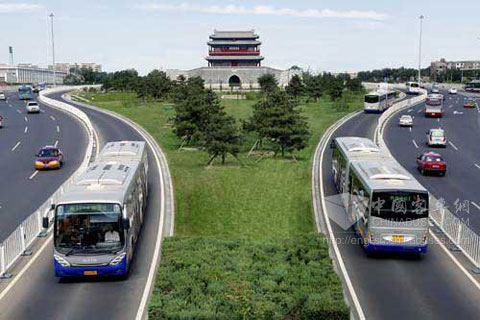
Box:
[18,85,33,100]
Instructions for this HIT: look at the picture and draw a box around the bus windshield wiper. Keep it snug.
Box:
[65,248,75,256]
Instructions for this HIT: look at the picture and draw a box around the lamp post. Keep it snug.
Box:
[49,13,56,87]
[418,15,424,83]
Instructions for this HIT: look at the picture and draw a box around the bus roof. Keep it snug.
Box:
[57,160,140,205]
[97,141,146,162]
[351,158,427,192]
[335,137,389,161]
[366,90,395,96]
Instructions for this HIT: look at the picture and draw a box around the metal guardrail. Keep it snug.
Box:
[0,86,95,279]
[375,88,480,273]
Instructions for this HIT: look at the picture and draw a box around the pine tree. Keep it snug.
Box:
[285,75,305,99]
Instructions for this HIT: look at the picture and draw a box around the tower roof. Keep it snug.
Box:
[210,30,259,40]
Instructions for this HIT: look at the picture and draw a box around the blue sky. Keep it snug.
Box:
[1,0,479,74]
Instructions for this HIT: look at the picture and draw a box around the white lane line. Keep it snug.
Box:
[56,125,60,133]
[54,140,58,147]
[24,116,28,122]
[437,118,440,122]
[448,141,458,150]
[409,127,412,132]
[412,139,419,149]
[24,126,28,134]
[16,109,21,114]
[49,115,56,121]
[417,109,422,113]
[472,201,480,211]
[11,141,21,151]
[408,109,413,113]
[475,163,480,170]
[449,105,453,108]
[28,171,39,180]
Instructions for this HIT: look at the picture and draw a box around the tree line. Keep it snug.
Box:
[357,67,430,83]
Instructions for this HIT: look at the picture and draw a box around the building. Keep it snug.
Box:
[0,64,67,84]
[206,31,263,67]
[431,58,480,78]
[332,71,358,79]
[49,62,102,73]
[167,30,299,90]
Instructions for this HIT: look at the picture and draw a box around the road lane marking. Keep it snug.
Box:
[56,125,60,133]
[448,141,458,150]
[472,202,480,211]
[24,116,28,122]
[412,139,419,149]
[28,171,38,180]
[49,116,56,121]
[24,126,28,134]
[54,140,58,147]
[16,109,21,114]
[408,109,412,113]
[449,105,453,108]
[417,109,422,113]
[409,127,412,132]
[11,141,21,151]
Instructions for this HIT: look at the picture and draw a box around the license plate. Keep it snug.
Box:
[432,165,439,168]
[84,270,98,276]
[392,235,404,243]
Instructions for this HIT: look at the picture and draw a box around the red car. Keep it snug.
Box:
[417,152,446,176]
[35,146,64,170]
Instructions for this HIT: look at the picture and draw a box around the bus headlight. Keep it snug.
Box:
[110,253,126,266]
[54,255,70,267]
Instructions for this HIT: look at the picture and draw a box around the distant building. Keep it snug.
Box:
[49,62,102,73]
[0,64,67,84]
[332,71,358,79]
[431,58,480,79]
[167,30,300,90]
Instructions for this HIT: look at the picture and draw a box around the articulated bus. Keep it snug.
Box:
[331,137,429,254]
[406,81,420,95]
[364,90,396,113]
[465,80,480,92]
[48,141,148,278]
[18,85,33,100]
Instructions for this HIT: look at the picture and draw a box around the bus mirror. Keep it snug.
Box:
[122,218,130,230]
[42,217,49,229]
[50,204,55,211]
[330,140,335,149]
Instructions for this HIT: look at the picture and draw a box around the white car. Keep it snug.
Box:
[399,115,413,127]
[427,128,447,147]
[431,87,440,93]
[0,91,5,100]
[449,87,457,94]
[26,101,40,113]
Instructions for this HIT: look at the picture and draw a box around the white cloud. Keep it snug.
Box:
[0,3,43,13]
[136,3,388,21]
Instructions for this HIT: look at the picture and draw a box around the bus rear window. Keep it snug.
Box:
[365,95,379,103]
[371,191,428,221]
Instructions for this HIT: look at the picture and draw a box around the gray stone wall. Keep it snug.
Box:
[166,67,301,90]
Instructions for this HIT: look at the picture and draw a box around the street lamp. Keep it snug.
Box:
[418,15,424,83]
[49,13,56,87]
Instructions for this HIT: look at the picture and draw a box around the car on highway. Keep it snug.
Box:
[426,128,447,147]
[431,85,440,93]
[0,114,3,128]
[449,87,457,94]
[399,114,413,127]
[26,101,40,113]
[0,91,5,100]
[417,152,446,176]
[464,98,476,108]
[35,146,64,170]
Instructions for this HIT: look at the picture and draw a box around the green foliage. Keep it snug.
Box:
[149,235,349,320]
[357,66,430,82]
[285,74,305,99]
[258,74,279,93]
[102,69,139,92]
[303,73,324,101]
[345,78,363,92]
[246,91,310,156]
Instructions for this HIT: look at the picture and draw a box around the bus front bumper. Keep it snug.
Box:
[365,243,427,254]
[54,260,128,277]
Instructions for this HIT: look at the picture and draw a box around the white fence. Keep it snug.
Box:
[376,88,480,271]
[0,86,95,278]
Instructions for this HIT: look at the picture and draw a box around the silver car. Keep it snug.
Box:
[26,101,40,113]
[426,128,447,147]
[399,115,413,127]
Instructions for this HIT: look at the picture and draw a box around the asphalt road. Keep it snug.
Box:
[319,93,480,319]
[384,90,480,232]
[0,91,87,241]
[0,91,168,320]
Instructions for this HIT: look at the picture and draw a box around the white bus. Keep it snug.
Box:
[331,137,429,254]
[364,90,397,113]
[47,141,148,278]
[406,81,420,95]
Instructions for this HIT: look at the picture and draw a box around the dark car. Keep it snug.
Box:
[35,146,64,170]
[417,152,446,176]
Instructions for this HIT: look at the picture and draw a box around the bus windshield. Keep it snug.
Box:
[370,191,428,221]
[18,86,31,93]
[426,99,442,106]
[365,95,379,103]
[54,203,124,255]
[410,83,419,88]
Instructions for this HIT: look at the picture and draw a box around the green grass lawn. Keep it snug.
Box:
[75,91,362,240]
[73,89,362,319]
